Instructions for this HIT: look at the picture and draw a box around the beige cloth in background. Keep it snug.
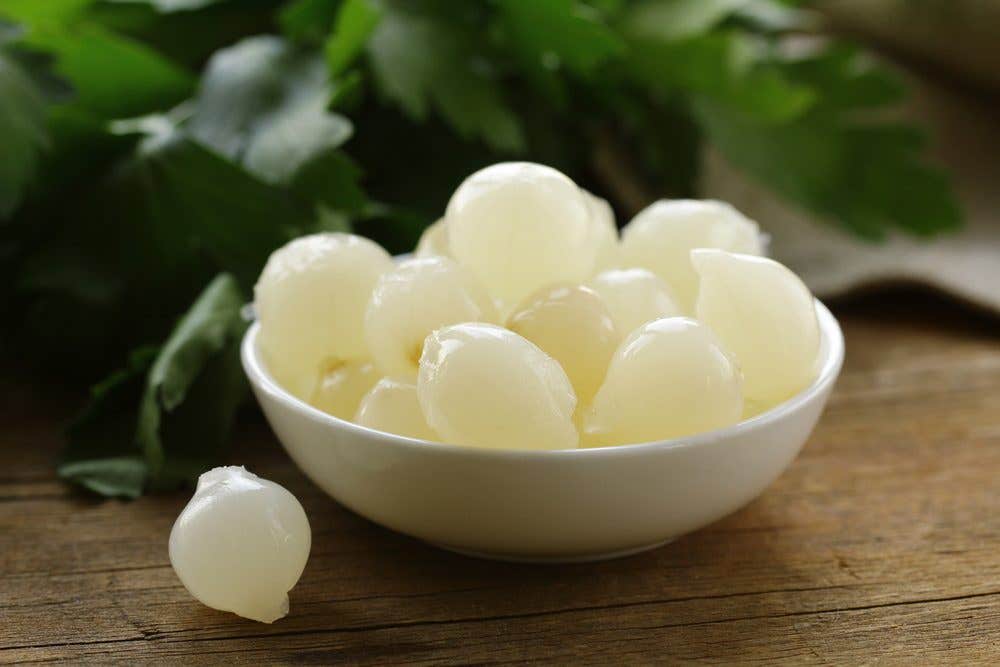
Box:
[700,76,1000,314]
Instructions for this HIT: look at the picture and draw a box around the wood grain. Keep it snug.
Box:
[2,291,999,665]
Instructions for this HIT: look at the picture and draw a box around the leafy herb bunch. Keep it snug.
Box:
[0,0,959,497]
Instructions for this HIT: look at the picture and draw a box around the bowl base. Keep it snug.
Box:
[430,538,674,564]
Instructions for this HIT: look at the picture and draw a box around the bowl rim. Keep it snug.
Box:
[241,299,843,460]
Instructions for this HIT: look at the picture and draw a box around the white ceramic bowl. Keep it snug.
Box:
[242,301,843,563]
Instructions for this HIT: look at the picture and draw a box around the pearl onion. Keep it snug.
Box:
[418,323,578,450]
[586,268,681,337]
[620,200,762,312]
[169,467,311,623]
[692,248,820,405]
[355,377,438,441]
[254,233,393,398]
[582,191,621,273]
[308,359,379,420]
[507,284,619,404]
[365,256,497,379]
[585,317,743,446]
[414,219,451,258]
[446,162,594,306]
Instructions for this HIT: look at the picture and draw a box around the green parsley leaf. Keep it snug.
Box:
[59,346,159,499]
[696,41,959,239]
[782,44,905,112]
[189,35,354,186]
[137,273,247,488]
[88,0,278,70]
[60,274,249,496]
[108,121,306,289]
[730,0,814,33]
[291,149,367,217]
[0,37,55,216]
[107,0,228,12]
[621,0,749,42]
[496,0,624,76]
[366,7,525,152]
[0,0,93,26]
[627,30,815,123]
[280,0,342,45]
[325,0,381,76]
[21,23,193,118]
[58,456,149,498]
[696,100,961,239]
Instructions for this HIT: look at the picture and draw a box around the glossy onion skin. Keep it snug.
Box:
[507,284,619,404]
[417,323,578,450]
[446,162,595,307]
[355,377,438,441]
[365,256,498,379]
[169,467,311,623]
[308,359,379,420]
[254,233,393,399]
[582,191,621,273]
[620,200,762,313]
[692,249,820,405]
[414,219,451,258]
[585,317,743,447]
[587,268,681,338]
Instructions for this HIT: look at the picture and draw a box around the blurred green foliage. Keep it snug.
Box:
[0,0,960,496]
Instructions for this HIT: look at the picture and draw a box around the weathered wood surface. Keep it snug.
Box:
[2,292,999,665]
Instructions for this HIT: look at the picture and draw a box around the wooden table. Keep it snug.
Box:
[3,292,999,664]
